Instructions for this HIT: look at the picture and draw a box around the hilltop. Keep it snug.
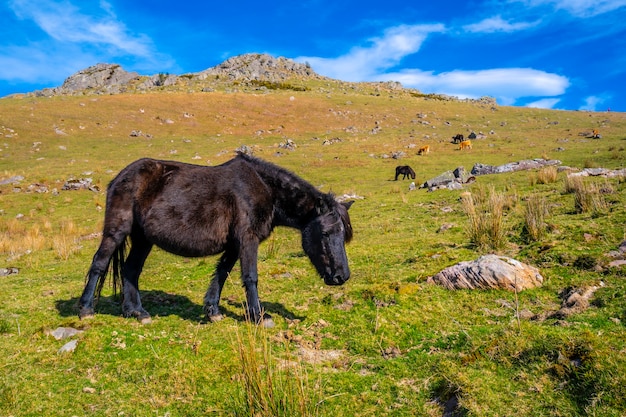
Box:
[22,53,496,107]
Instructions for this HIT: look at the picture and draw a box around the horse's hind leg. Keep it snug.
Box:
[79,233,125,319]
[204,246,238,322]
[120,232,153,323]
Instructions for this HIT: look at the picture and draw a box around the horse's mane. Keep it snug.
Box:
[235,152,352,240]
[235,152,320,198]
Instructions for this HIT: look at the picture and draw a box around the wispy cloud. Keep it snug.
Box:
[296,24,445,80]
[463,15,540,33]
[525,98,561,109]
[9,0,154,56]
[579,95,611,111]
[1,0,173,86]
[297,22,569,106]
[378,68,570,105]
[510,0,626,17]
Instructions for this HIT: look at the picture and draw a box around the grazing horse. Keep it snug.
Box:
[459,140,472,150]
[452,134,464,144]
[395,165,416,180]
[78,153,354,327]
[417,145,430,155]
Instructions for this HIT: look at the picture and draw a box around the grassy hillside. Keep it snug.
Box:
[1,81,626,416]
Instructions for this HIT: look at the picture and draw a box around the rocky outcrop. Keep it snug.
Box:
[194,53,319,82]
[54,64,139,95]
[471,158,561,176]
[427,255,544,291]
[422,166,475,191]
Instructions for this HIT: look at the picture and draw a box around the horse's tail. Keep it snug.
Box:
[94,237,127,300]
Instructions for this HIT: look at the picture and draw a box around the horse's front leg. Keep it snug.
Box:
[239,238,274,328]
[204,247,238,322]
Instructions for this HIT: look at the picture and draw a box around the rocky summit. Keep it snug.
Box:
[30,53,325,97]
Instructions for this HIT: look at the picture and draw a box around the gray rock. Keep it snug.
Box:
[58,339,78,354]
[49,327,83,340]
[471,159,561,176]
[57,63,139,94]
[428,254,544,291]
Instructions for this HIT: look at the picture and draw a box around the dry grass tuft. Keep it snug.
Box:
[523,195,550,242]
[461,186,509,251]
[231,323,322,417]
[537,166,558,184]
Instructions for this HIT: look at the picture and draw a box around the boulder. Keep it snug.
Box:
[57,63,139,94]
[428,254,544,291]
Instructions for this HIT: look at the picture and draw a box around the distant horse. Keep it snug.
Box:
[459,140,472,150]
[417,145,430,155]
[78,153,354,327]
[395,165,416,180]
[452,134,464,144]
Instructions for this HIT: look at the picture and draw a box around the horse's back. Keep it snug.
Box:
[103,157,274,257]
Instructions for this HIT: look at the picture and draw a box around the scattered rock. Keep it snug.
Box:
[47,327,84,340]
[0,175,24,185]
[428,255,544,291]
[58,339,78,354]
[0,267,18,276]
[62,178,100,192]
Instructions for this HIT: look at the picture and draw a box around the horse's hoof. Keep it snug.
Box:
[262,317,275,328]
[79,308,94,320]
[208,314,224,323]
[139,316,152,325]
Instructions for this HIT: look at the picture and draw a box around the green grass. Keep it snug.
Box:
[1,83,626,416]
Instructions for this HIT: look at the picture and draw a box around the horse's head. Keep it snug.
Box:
[302,196,353,286]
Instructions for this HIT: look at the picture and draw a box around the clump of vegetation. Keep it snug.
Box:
[523,194,550,242]
[536,165,558,184]
[230,324,321,417]
[563,175,610,215]
[461,186,509,251]
[249,80,308,91]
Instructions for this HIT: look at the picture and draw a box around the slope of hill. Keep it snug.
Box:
[1,54,626,417]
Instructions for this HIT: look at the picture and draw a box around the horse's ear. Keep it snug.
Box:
[342,200,354,210]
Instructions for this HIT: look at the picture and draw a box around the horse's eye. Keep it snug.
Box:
[322,231,330,238]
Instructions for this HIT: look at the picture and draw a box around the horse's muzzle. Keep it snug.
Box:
[325,272,350,286]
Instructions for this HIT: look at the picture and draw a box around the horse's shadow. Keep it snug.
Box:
[55,291,305,324]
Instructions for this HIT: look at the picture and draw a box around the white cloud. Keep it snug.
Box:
[8,0,154,57]
[511,0,626,17]
[298,22,570,107]
[579,95,610,111]
[463,16,540,33]
[525,98,561,109]
[378,68,570,106]
[296,24,445,80]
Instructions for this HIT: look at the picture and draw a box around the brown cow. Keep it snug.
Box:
[459,140,472,150]
[417,145,430,155]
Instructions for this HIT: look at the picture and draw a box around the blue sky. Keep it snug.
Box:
[1,0,625,110]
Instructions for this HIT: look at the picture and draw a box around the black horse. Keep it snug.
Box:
[395,165,416,180]
[78,153,354,327]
